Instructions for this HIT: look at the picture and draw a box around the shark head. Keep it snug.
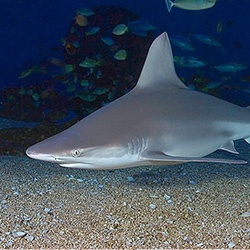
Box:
[26,142,132,169]
[26,32,250,169]
[25,122,141,169]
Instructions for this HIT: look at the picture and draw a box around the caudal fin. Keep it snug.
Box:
[165,0,174,12]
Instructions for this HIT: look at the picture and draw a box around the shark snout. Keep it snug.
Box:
[26,145,56,162]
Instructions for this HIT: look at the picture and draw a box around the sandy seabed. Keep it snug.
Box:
[0,142,250,249]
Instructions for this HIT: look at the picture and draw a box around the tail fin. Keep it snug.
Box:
[165,0,174,12]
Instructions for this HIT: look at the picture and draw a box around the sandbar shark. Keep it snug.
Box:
[26,32,250,170]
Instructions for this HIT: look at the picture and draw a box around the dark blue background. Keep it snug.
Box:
[0,0,249,88]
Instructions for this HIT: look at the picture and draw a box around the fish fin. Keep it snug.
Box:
[165,0,174,12]
[244,137,250,144]
[141,151,247,164]
[135,32,187,90]
[220,141,239,154]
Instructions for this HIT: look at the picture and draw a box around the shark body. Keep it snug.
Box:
[26,32,250,170]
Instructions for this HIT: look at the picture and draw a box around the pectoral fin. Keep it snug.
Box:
[141,151,247,165]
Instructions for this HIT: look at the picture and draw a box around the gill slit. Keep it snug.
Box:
[127,138,149,155]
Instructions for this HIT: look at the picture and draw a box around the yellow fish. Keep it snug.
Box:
[75,14,88,27]
[112,24,128,36]
[216,20,223,33]
[114,49,127,61]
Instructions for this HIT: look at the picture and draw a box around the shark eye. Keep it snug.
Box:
[71,149,81,158]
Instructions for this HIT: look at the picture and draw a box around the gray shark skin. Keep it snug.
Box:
[26,32,250,170]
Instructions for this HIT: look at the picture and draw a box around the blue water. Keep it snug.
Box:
[0,1,250,133]
[1,0,249,87]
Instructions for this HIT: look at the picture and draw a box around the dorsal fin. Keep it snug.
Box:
[136,32,187,90]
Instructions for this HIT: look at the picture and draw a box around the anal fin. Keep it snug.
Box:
[244,137,250,144]
[220,141,239,154]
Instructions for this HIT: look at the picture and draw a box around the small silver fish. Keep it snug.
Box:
[193,34,221,46]
[19,68,34,79]
[174,56,207,68]
[85,26,100,36]
[77,8,95,17]
[77,93,96,102]
[92,87,108,95]
[206,81,223,89]
[214,63,247,73]
[101,37,115,46]
[79,57,101,68]
[113,21,156,36]
[165,0,217,12]
[128,20,156,36]
[170,36,195,51]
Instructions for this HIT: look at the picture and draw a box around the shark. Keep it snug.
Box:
[26,32,250,170]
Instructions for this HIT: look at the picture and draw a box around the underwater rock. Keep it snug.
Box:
[12,231,26,238]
